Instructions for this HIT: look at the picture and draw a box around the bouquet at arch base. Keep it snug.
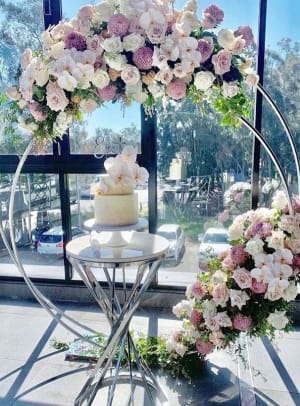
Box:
[167,191,300,366]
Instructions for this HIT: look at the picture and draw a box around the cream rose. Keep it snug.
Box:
[92,70,110,88]
[103,37,123,54]
[80,99,98,113]
[123,33,145,52]
[245,236,265,256]
[282,283,298,302]
[194,71,215,91]
[121,65,140,85]
[217,29,236,50]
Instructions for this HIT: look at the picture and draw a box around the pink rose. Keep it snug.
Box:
[189,308,203,327]
[251,278,268,294]
[191,280,206,298]
[197,39,213,63]
[221,254,236,271]
[46,81,69,112]
[234,26,254,46]
[202,5,224,29]
[166,78,187,100]
[78,5,93,20]
[196,339,214,355]
[230,244,248,265]
[233,267,252,289]
[97,84,117,101]
[233,314,252,331]
[212,50,232,75]
[29,102,48,122]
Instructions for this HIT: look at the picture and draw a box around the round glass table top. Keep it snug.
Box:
[66,231,169,263]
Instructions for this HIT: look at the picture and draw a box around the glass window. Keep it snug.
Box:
[0,0,44,155]
[0,173,66,279]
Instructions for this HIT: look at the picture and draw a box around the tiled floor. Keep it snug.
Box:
[0,297,299,405]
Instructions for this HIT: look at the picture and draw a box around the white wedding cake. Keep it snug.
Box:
[92,146,148,227]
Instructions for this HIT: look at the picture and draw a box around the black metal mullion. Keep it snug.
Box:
[251,0,267,209]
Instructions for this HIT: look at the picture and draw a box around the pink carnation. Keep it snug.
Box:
[197,39,213,63]
[234,26,254,46]
[166,78,187,100]
[189,308,203,326]
[97,84,117,101]
[29,102,48,122]
[64,31,87,51]
[196,339,214,355]
[230,244,248,265]
[202,4,224,29]
[133,46,153,70]
[233,314,252,331]
[191,280,206,298]
[107,14,130,38]
[251,278,268,294]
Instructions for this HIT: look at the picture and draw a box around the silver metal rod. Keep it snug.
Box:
[240,116,293,214]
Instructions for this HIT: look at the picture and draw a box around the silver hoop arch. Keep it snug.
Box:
[0,84,299,345]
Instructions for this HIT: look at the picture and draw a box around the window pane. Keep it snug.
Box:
[0,0,44,155]
[0,173,66,279]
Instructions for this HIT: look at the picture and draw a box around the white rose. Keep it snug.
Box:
[92,70,110,89]
[245,236,265,256]
[228,221,244,240]
[194,71,215,91]
[265,278,289,301]
[266,230,285,250]
[121,65,140,85]
[282,283,298,302]
[105,53,127,71]
[93,1,114,23]
[217,29,236,50]
[80,99,98,113]
[123,33,145,52]
[267,310,289,330]
[6,86,21,101]
[223,81,239,98]
[103,37,123,54]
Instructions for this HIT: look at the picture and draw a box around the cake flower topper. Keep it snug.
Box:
[5,0,258,147]
[91,145,149,195]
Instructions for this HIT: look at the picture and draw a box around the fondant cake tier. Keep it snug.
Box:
[94,193,138,226]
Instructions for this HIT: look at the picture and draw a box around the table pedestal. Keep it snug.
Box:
[66,232,169,406]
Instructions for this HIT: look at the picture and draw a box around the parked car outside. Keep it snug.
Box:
[157,224,185,262]
[37,226,87,255]
[198,227,230,268]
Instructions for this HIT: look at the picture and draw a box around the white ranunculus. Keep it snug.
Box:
[245,236,265,256]
[103,37,123,54]
[267,310,289,330]
[123,33,145,52]
[194,71,215,91]
[57,71,78,92]
[92,70,110,89]
[217,29,236,50]
[121,65,140,85]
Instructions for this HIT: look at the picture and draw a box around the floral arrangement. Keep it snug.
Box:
[167,190,300,361]
[5,0,258,145]
[91,144,149,194]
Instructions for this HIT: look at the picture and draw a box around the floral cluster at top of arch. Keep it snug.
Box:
[6,0,258,147]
